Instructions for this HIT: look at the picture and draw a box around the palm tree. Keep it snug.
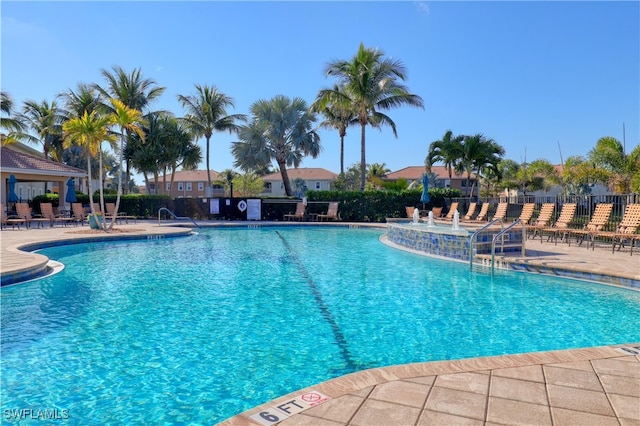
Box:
[367,162,390,189]
[159,115,202,195]
[588,136,640,194]
[426,130,464,180]
[16,99,65,161]
[321,43,424,190]
[1,91,25,139]
[63,111,116,229]
[96,66,165,192]
[108,99,146,230]
[177,84,246,191]
[457,134,505,198]
[311,83,356,174]
[231,95,321,196]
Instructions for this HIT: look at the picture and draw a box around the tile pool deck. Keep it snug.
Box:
[1,221,639,425]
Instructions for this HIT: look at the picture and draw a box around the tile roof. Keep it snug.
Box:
[385,165,473,180]
[1,146,86,177]
[153,169,221,183]
[262,168,338,181]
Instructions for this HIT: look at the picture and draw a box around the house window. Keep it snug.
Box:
[461,181,466,187]
[177,182,184,191]
[150,183,155,191]
[315,181,320,189]
[280,183,284,189]
[198,182,204,191]
[264,182,272,193]
[166,182,171,191]
[186,182,192,191]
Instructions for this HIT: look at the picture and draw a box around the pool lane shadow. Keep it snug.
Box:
[274,230,359,372]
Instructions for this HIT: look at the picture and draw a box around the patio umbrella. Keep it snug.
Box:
[420,174,430,210]
[65,178,77,203]
[7,174,19,203]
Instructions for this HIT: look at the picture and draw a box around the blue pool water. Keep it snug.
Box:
[2,226,639,424]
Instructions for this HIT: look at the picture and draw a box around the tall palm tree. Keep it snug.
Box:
[231,95,321,196]
[311,83,356,174]
[425,130,464,180]
[457,134,505,198]
[1,91,25,140]
[588,136,640,194]
[16,99,65,161]
[96,66,165,192]
[63,111,116,228]
[108,99,146,230]
[321,43,424,190]
[177,84,246,190]
[60,83,103,119]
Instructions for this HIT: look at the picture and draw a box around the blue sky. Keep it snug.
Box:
[2,1,638,182]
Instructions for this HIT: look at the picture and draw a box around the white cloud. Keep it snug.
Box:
[414,1,430,15]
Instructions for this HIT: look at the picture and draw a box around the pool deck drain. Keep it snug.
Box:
[1,220,638,425]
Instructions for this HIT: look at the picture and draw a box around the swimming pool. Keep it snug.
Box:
[2,226,639,424]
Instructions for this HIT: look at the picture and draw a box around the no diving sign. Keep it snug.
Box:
[249,390,331,425]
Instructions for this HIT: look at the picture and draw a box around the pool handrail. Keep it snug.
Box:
[491,219,524,272]
[157,207,201,228]
[469,219,503,267]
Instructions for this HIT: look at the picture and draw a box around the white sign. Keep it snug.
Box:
[237,200,247,212]
[247,199,261,220]
[249,390,330,425]
[209,198,220,214]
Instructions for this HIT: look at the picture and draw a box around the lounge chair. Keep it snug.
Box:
[441,202,459,221]
[431,207,443,218]
[318,202,340,221]
[71,203,88,226]
[15,202,48,229]
[466,202,488,222]
[540,203,577,244]
[40,202,74,227]
[591,204,640,255]
[1,203,25,230]
[106,202,137,224]
[491,202,509,222]
[517,203,536,225]
[462,202,477,221]
[283,202,305,221]
[567,203,614,249]
[405,206,415,218]
[528,203,555,240]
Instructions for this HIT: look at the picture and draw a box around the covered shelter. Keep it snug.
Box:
[1,145,87,210]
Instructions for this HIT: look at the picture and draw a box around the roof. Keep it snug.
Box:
[385,165,474,180]
[262,167,338,181]
[1,146,86,177]
[152,169,221,183]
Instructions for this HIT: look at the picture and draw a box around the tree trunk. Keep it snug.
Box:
[278,158,293,196]
[109,130,125,231]
[340,134,345,175]
[205,135,212,188]
[360,123,366,191]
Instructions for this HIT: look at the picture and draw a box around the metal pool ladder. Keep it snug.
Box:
[157,207,201,228]
[470,219,525,273]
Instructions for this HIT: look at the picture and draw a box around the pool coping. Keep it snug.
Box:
[219,343,640,425]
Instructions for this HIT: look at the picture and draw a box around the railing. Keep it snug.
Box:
[490,219,524,272]
[157,207,201,228]
[469,219,503,268]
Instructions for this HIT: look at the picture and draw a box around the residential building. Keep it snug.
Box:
[384,166,476,195]
[261,168,338,197]
[148,170,225,197]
